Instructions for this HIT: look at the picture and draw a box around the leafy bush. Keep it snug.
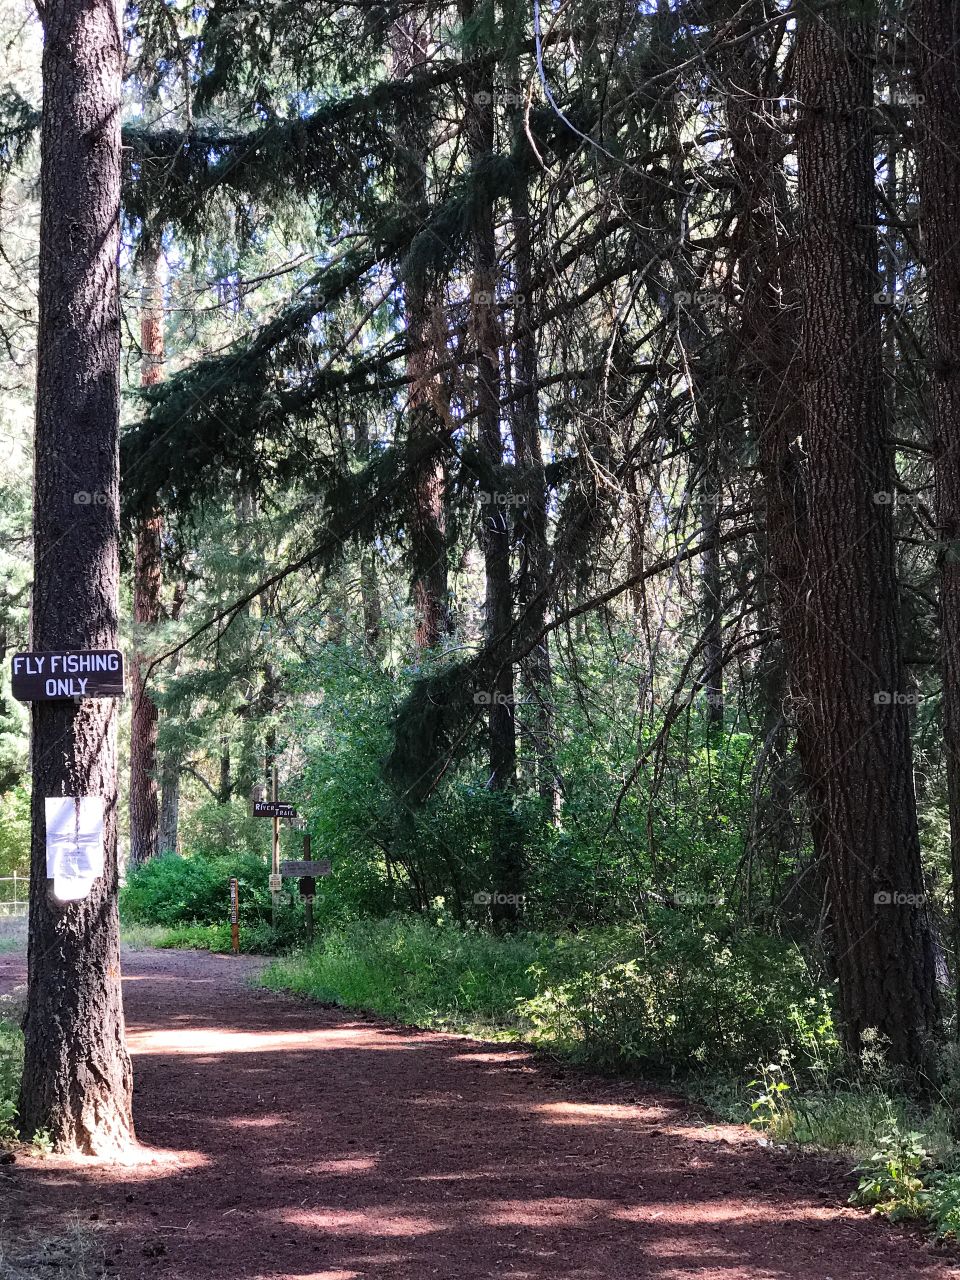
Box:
[0,1017,22,1144]
[261,916,837,1075]
[121,851,276,928]
[519,922,837,1074]
[0,785,29,878]
[178,797,273,861]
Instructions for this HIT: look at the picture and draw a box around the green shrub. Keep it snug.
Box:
[177,797,266,860]
[261,916,837,1075]
[121,851,275,927]
[0,784,29,878]
[519,923,837,1075]
[0,1023,21,1144]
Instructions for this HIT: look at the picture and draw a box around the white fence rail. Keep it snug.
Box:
[0,874,28,917]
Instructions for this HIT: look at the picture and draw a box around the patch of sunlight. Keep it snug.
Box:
[478,1197,614,1227]
[612,1201,850,1226]
[31,1143,209,1177]
[128,1026,413,1055]
[532,1100,669,1124]
[279,1207,441,1238]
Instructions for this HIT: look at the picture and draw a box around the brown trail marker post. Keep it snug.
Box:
[229,877,240,954]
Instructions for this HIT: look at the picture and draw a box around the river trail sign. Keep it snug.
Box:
[11,650,125,701]
[253,800,297,819]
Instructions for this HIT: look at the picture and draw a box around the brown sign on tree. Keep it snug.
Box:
[11,651,125,702]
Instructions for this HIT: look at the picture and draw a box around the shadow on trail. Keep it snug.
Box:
[1,948,955,1280]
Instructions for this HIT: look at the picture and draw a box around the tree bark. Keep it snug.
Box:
[355,413,383,656]
[795,4,940,1075]
[392,12,450,651]
[724,20,825,929]
[128,243,164,866]
[20,0,133,1152]
[917,0,960,1035]
[508,70,559,823]
[461,0,521,923]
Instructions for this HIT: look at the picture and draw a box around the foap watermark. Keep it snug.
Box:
[874,890,927,907]
[74,490,110,505]
[474,690,516,707]
[878,90,925,107]
[672,890,724,906]
[873,691,923,707]
[478,490,527,507]
[474,890,526,907]
[674,288,724,309]
[472,89,525,107]
[872,490,923,508]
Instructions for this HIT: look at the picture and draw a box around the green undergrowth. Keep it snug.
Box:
[122,920,292,955]
[259,915,837,1071]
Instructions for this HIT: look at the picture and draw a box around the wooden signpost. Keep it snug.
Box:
[278,833,330,944]
[229,877,240,954]
[11,650,125,701]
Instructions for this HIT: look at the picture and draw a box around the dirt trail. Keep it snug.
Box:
[0,946,957,1280]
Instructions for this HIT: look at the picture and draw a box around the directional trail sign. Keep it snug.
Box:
[11,650,125,701]
[253,800,297,819]
[279,859,332,878]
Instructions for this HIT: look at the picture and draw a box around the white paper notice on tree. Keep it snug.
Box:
[45,797,104,901]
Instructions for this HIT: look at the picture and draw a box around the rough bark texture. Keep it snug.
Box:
[157,579,185,855]
[461,0,521,923]
[355,413,383,655]
[918,0,960,1033]
[392,12,449,652]
[510,108,558,823]
[20,0,133,1152]
[725,27,826,929]
[128,247,164,867]
[795,6,940,1074]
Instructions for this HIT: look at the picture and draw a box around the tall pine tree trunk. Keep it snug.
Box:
[795,4,939,1075]
[355,413,383,656]
[20,0,133,1152]
[128,243,164,866]
[918,0,960,1033]
[510,99,558,824]
[725,24,827,932]
[392,12,449,651]
[157,578,185,854]
[461,0,521,923]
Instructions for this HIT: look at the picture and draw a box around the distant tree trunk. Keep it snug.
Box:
[461,0,521,923]
[724,25,823,920]
[354,414,383,656]
[392,12,449,651]
[20,0,133,1152]
[157,579,185,854]
[128,242,164,866]
[698,475,723,731]
[218,730,231,804]
[795,4,940,1075]
[158,758,180,854]
[509,83,559,823]
[918,0,960,1034]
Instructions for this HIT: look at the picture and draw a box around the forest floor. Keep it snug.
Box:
[0,946,958,1280]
